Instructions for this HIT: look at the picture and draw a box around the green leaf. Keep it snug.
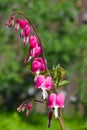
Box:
[59,80,70,87]
[56,65,66,80]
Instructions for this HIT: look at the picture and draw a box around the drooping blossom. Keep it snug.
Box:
[29,45,41,59]
[32,57,45,75]
[45,76,53,90]
[17,103,26,112]
[48,93,65,118]
[15,19,30,45]
[35,75,53,99]
[29,36,38,48]
[24,45,42,63]
[15,18,28,30]
[23,25,31,45]
[35,75,45,88]
[6,15,15,27]
[17,103,32,117]
[26,104,32,117]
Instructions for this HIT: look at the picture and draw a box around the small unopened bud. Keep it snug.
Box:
[17,103,26,112]
[10,15,15,26]
[6,16,15,28]
[17,107,21,112]
[6,21,11,27]
[27,104,32,110]
[26,110,29,117]
[26,104,32,117]
[21,104,26,112]
[17,105,22,112]
[48,110,52,128]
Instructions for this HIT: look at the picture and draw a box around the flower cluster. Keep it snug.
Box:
[6,15,42,63]
[6,14,65,129]
[17,103,32,117]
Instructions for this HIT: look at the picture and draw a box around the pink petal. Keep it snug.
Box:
[27,104,32,110]
[48,93,56,108]
[35,75,45,89]
[29,36,38,48]
[25,25,30,36]
[45,76,53,90]
[56,93,65,108]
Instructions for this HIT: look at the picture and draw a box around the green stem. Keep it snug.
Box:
[58,108,66,130]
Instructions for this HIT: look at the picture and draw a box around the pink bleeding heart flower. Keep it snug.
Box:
[29,45,41,58]
[35,75,45,89]
[29,36,38,48]
[10,16,15,26]
[32,57,45,75]
[35,75,47,99]
[42,76,53,99]
[17,19,28,29]
[56,93,65,108]
[24,45,42,63]
[26,104,32,117]
[48,93,65,118]
[23,25,31,45]
[45,76,53,90]
[6,15,15,27]
[48,93,56,108]
[35,75,53,99]
[25,25,30,36]
[15,19,28,30]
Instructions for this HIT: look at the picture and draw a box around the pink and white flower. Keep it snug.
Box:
[32,57,45,75]
[16,19,28,29]
[35,75,53,99]
[48,93,65,118]
[29,45,41,59]
[24,45,42,63]
[15,19,28,30]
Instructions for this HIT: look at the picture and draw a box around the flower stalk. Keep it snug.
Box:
[6,11,67,130]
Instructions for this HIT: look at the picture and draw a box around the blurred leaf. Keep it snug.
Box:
[59,80,70,87]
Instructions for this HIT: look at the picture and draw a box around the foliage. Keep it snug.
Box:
[0,111,85,130]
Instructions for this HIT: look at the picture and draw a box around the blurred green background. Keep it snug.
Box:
[0,0,87,130]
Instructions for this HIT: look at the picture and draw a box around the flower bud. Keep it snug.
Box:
[26,104,32,117]
[48,111,52,128]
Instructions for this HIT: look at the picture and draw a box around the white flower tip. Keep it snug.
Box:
[36,70,40,75]
[54,107,58,118]
[42,89,48,100]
